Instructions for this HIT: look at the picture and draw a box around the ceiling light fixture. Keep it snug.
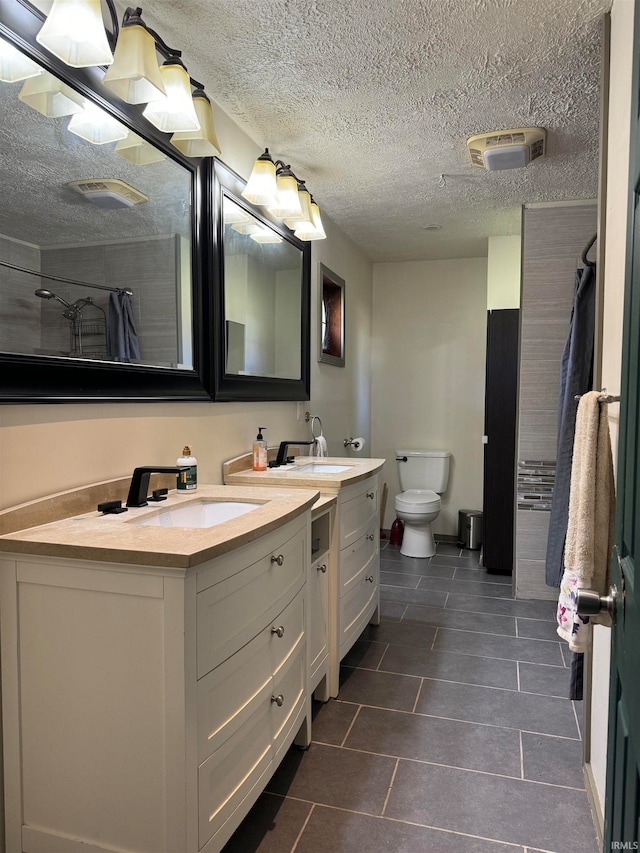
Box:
[36,0,114,69]
[244,149,326,241]
[467,128,546,171]
[28,1,221,159]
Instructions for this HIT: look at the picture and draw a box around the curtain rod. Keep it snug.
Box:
[0,260,133,295]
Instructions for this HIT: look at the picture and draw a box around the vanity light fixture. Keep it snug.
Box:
[245,149,327,240]
[0,36,41,82]
[102,10,165,104]
[114,130,166,164]
[142,58,200,133]
[250,227,283,244]
[36,0,114,69]
[19,70,85,118]
[68,99,128,144]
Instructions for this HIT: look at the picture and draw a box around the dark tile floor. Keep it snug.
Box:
[223,539,599,853]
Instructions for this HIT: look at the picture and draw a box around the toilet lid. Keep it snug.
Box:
[395,489,440,511]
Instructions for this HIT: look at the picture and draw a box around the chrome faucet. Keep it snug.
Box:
[126,466,189,508]
[273,440,316,467]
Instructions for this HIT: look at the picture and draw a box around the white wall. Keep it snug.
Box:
[588,0,635,820]
[487,235,521,309]
[371,258,488,535]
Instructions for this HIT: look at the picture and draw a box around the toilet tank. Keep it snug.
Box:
[396,450,451,493]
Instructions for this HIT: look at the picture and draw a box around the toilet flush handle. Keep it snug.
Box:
[396,456,408,462]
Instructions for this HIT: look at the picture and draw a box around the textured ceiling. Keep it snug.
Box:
[134,0,610,261]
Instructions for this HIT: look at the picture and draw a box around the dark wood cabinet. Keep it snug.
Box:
[482,309,519,574]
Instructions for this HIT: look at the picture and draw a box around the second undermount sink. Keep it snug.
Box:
[292,463,353,474]
[133,500,263,529]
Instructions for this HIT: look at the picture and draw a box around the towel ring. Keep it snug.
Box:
[310,416,324,440]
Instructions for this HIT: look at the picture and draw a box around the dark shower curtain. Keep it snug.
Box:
[545,263,596,589]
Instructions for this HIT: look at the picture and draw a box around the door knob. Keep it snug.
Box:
[576,585,618,619]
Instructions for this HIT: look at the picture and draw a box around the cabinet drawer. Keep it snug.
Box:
[198,701,272,850]
[339,568,378,655]
[197,527,306,679]
[339,480,378,549]
[270,640,306,765]
[340,522,378,592]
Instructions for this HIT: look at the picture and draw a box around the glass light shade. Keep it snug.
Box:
[67,100,128,144]
[170,91,221,157]
[309,202,327,239]
[114,130,166,165]
[231,220,264,236]
[241,151,277,206]
[268,172,303,219]
[102,23,165,104]
[250,228,283,244]
[142,61,200,133]
[19,71,84,117]
[286,186,314,233]
[222,199,249,225]
[36,0,114,68]
[0,37,41,82]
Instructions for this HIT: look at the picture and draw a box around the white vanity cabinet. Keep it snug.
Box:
[0,511,312,853]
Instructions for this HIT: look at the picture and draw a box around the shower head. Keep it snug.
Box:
[34,288,72,308]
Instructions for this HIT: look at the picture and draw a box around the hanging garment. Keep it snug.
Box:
[545,265,596,588]
[108,291,141,362]
[556,391,616,653]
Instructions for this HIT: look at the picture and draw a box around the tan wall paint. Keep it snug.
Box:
[487,235,521,310]
[371,258,488,535]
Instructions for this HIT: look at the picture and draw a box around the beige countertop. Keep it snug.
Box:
[224,455,386,491]
[0,484,319,569]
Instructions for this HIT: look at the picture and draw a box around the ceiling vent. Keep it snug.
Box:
[67,179,148,209]
[466,127,546,171]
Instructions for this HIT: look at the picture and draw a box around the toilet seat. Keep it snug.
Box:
[395,489,440,513]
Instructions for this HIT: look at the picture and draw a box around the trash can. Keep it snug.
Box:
[457,509,483,550]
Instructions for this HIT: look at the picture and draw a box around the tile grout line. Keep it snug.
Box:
[399,603,409,622]
[515,617,519,638]
[516,660,521,692]
[519,730,525,780]
[376,643,391,671]
[290,802,315,853]
[411,677,424,713]
[339,704,363,748]
[430,626,439,650]
[380,757,400,816]
[572,699,582,740]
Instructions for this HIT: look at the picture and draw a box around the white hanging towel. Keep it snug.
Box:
[315,435,328,457]
[557,391,616,652]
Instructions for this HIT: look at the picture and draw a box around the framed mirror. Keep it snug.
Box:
[210,159,311,401]
[318,263,345,367]
[0,0,212,402]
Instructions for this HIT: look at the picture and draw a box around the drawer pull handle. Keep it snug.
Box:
[271,625,285,638]
[271,554,284,566]
[318,563,327,573]
[366,534,375,541]
[271,694,285,706]
[366,575,374,583]
[366,491,375,499]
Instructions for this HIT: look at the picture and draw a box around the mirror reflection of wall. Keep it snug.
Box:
[0,43,193,368]
[222,197,302,380]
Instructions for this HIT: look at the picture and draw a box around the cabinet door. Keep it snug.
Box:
[340,524,378,592]
[339,556,378,656]
[270,639,307,766]
[309,552,329,688]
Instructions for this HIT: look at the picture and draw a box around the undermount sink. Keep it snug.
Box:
[133,500,263,529]
[292,463,353,474]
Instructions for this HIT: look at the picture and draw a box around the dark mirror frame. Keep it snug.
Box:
[209,158,311,402]
[0,0,213,403]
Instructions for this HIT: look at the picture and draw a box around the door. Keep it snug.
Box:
[604,0,640,844]
[482,308,519,573]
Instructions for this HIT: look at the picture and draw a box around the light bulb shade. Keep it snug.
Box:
[36,0,114,68]
[102,23,165,104]
[231,220,264,235]
[142,61,200,133]
[250,229,283,244]
[0,37,41,82]
[67,99,128,144]
[286,186,314,233]
[241,150,277,206]
[19,70,84,117]
[170,91,221,157]
[114,130,166,165]
[222,198,250,225]
[310,202,327,239]
[268,171,303,219]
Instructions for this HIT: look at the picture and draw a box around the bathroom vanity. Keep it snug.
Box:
[0,483,319,853]
[224,455,385,697]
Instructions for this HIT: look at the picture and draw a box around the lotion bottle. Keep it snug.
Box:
[252,427,267,471]
[177,445,198,490]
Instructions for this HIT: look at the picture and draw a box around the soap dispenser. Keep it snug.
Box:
[252,427,267,471]
[176,445,197,491]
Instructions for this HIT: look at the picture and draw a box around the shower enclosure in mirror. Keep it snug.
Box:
[0,0,211,402]
[211,159,311,401]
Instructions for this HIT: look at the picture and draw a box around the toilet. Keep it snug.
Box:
[395,450,451,558]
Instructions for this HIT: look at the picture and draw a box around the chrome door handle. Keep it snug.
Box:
[576,585,618,619]
[271,694,284,706]
[366,492,375,499]
[271,625,285,638]
[317,563,327,573]
[365,575,374,582]
[271,554,284,566]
